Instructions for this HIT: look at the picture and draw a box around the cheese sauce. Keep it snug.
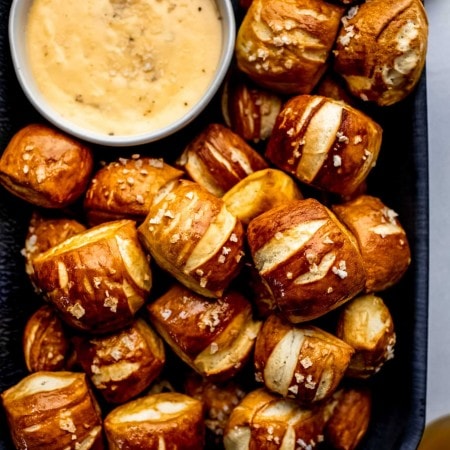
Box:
[26,0,223,136]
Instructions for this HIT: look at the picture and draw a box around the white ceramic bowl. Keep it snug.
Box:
[8,0,236,147]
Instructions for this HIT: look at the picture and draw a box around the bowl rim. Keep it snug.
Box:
[8,0,236,147]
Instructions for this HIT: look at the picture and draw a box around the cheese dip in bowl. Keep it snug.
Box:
[9,0,235,146]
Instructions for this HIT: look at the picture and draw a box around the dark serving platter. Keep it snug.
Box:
[0,0,428,448]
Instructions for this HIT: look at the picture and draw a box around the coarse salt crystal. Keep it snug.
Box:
[68,303,85,319]
[332,260,348,279]
[210,342,219,354]
[300,357,313,369]
[333,155,342,167]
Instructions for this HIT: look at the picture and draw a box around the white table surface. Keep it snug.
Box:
[425,0,450,424]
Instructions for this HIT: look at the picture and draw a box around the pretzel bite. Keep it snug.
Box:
[254,314,354,404]
[332,195,411,292]
[336,294,396,379]
[265,95,382,196]
[314,71,357,106]
[333,0,428,106]
[222,168,303,226]
[324,387,372,450]
[0,124,93,208]
[176,123,268,197]
[32,220,152,334]
[1,371,103,450]
[84,156,183,226]
[104,392,204,450]
[247,198,366,323]
[221,72,283,143]
[73,318,165,404]
[23,305,71,373]
[223,388,327,450]
[138,179,245,298]
[239,0,253,9]
[235,0,344,95]
[147,283,262,381]
[23,212,87,286]
[183,371,247,445]
[246,265,278,319]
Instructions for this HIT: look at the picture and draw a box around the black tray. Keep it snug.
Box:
[0,0,428,448]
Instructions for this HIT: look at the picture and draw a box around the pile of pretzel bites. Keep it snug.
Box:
[0,0,428,448]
